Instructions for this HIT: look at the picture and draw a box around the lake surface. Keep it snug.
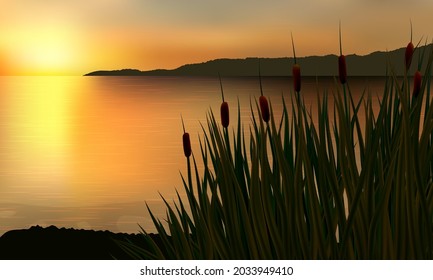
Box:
[0,76,386,235]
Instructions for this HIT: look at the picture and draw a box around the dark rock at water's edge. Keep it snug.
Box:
[84,44,433,77]
[0,225,156,260]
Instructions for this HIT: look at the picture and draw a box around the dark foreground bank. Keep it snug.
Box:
[0,225,156,260]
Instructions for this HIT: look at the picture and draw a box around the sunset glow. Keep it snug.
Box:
[1,0,433,75]
[5,27,81,76]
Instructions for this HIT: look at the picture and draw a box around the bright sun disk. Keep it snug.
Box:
[5,26,79,75]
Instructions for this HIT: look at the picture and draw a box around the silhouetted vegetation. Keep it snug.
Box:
[122,35,433,259]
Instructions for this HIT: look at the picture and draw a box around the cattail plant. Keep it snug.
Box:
[338,22,347,84]
[413,70,422,97]
[405,21,415,71]
[259,95,270,123]
[291,33,301,93]
[405,42,414,71]
[219,75,229,128]
[181,116,191,158]
[338,56,347,84]
[122,27,433,261]
[258,63,270,123]
[181,116,193,196]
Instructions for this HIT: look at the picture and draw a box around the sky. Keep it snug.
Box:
[0,0,432,75]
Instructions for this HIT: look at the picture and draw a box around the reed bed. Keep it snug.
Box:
[121,33,433,259]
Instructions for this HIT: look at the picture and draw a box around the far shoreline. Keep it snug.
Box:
[84,44,432,77]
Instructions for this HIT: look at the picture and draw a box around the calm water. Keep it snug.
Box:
[0,76,385,235]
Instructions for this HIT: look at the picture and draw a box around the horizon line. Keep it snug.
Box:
[4,43,430,76]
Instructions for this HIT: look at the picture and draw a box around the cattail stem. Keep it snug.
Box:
[339,20,343,56]
[338,22,349,119]
[338,21,347,85]
[405,21,415,71]
[339,55,347,84]
[410,19,413,43]
[218,74,230,128]
[258,60,270,123]
[258,60,264,97]
[181,115,186,133]
[293,64,301,93]
[291,33,301,93]
[186,156,192,193]
[218,73,225,102]
[291,32,297,65]
[405,42,414,71]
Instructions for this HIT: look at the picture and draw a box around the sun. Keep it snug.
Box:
[18,46,71,76]
[4,26,80,75]
[18,34,77,76]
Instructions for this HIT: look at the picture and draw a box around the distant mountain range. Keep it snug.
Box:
[85,44,432,77]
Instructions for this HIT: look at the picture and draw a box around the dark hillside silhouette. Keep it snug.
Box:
[85,44,432,77]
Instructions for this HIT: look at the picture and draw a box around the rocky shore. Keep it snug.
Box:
[0,225,154,260]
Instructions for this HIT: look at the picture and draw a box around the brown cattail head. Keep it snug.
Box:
[292,64,301,92]
[338,55,347,84]
[405,42,414,71]
[413,70,422,98]
[220,101,229,128]
[259,95,270,123]
[182,132,191,158]
[181,116,191,157]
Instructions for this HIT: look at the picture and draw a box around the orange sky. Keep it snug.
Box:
[1,0,432,75]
